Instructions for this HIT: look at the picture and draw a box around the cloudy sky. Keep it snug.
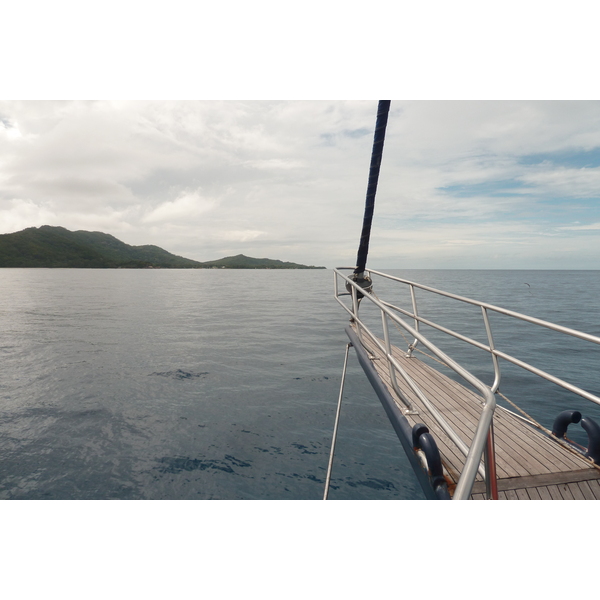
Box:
[1,100,600,269]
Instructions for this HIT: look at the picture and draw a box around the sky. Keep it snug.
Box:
[2,100,600,269]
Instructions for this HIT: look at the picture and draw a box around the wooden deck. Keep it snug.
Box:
[355,327,600,499]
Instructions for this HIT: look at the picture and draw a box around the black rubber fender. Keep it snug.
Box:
[412,423,430,448]
[552,409,582,438]
[411,423,450,500]
[581,416,600,464]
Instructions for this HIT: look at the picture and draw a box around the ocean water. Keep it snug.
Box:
[1,268,600,500]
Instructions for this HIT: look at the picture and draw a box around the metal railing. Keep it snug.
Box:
[334,267,600,500]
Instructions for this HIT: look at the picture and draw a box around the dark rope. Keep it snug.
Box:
[354,100,391,275]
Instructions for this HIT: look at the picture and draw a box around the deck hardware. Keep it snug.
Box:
[412,424,450,500]
[581,416,600,464]
[552,410,582,438]
[346,273,373,299]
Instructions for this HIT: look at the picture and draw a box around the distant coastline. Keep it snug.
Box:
[0,226,326,269]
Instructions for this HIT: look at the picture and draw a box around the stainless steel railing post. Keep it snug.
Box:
[381,310,416,413]
[483,421,498,499]
[323,343,352,500]
[350,285,362,344]
[481,306,501,393]
[407,284,419,356]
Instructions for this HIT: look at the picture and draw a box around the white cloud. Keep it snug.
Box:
[2,100,600,268]
[242,159,305,170]
[558,222,600,231]
[143,189,217,224]
[220,229,265,242]
[363,219,592,269]
[518,167,600,198]
[0,198,57,232]
[0,119,22,140]
[444,239,485,246]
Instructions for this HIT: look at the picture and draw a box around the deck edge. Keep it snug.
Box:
[345,325,439,500]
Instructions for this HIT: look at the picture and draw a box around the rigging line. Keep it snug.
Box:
[323,343,352,500]
[354,100,391,276]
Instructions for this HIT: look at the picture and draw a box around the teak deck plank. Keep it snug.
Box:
[559,484,576,500]
[470,468,600,494]
[353,326,600,500]
[586,479,600,497]
[570,484,586,500]
[375,361,483,480]
[371,334,587,476]
[548,485,565,500]
[537,486,553,500]
[515,488,530,500]
[578,481,597,500]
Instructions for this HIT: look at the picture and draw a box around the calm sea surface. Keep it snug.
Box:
[1,268,600,500]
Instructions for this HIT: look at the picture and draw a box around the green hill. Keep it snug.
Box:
[198,254,324,269]
[0,226,325,269]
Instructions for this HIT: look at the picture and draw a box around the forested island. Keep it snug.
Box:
[0,226,325,269]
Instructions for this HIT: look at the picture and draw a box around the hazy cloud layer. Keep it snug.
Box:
[1,100,600,268]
